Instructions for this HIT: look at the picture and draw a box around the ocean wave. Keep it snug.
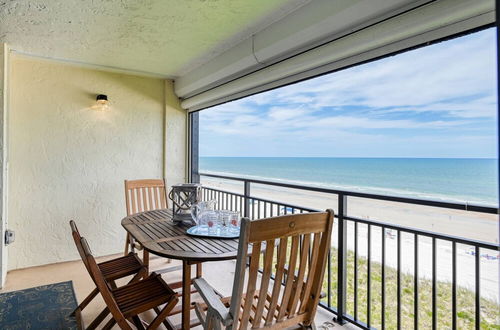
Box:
[201,170,497,206]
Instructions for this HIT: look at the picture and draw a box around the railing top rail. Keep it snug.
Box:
[202,186,319,213]
[199,172,499,214]
[201,185,498,252]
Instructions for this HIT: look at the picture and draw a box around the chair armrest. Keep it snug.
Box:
[193,278,231,325]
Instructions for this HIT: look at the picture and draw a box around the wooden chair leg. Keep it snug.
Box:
[148,297,178,329]
[196,262,203,278]
[101,317,117,330]
[87,307,111,330]
[143,250,149,275]
[109,280,118,290]
[154,306,176,330]
[71,287,99,315]
[132,315,146,330]
[206,309,216,330]
[73,304,84,330]
[124,233,130,255]
[128,267,147,284]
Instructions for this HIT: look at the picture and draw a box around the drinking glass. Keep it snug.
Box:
[228,211,241,233]
[218,210,230,234]
[205,211,218,234]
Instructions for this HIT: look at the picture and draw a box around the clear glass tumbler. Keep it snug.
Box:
[228,211,241,234]
[205,211,218,234]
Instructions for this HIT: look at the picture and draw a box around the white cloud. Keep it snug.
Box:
[245,28,497,118]
[200,28,497,157]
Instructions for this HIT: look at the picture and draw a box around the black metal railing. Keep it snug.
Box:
[198,172,499,330]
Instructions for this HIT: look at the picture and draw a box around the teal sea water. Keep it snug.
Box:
[200,157,498,206]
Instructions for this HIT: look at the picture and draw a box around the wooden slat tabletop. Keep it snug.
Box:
[121,209,240,262]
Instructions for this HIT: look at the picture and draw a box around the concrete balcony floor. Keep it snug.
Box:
[1,253,356,329]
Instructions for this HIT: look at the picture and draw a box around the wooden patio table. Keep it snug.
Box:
[121,208,239,330]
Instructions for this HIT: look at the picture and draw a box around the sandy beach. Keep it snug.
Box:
[201,176,499,301]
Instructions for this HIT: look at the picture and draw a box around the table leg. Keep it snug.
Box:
[182,261,191,330]
[196,262,202,278]
[143,250,149,274]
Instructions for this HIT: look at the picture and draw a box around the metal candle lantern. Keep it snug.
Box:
[168,183,202,224]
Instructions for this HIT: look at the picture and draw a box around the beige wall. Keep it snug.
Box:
[7,56,186,270]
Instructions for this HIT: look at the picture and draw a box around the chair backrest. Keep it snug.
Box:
[80,237,132,330]
[229,209,334,330]
[70,220,92,276]
[124,179,168,216]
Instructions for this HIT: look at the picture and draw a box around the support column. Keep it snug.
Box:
[189,111,200,183]
[0,43,9,287]
[164,80,187,189]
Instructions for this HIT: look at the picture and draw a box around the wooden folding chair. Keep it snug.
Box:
[192,209,334,330]
[80,236,178,330]
[124,179,169,268]
[70,220,148,329]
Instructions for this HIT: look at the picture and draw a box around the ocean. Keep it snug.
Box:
[199,157,498,206]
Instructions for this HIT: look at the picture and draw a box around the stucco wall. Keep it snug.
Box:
[7,56,185,270]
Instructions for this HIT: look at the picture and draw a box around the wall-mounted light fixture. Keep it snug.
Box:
[93,94,110,111]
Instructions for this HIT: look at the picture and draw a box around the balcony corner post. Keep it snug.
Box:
[189,111,200,183]
[336,193,348,325]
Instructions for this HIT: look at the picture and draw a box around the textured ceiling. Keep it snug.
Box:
[0,0,308,77]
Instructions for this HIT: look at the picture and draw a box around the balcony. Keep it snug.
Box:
[0,0,497,329]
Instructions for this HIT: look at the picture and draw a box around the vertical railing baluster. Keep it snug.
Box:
[354,221,358,321]
[475,246,480,330]
[243,181,250,218]
[414,234,419,330]
[452,242,457,330]
[397,230,401,330]
[367,224,371,328]
[258,200,261,219]
[381,226,385,330]
[328,249,332,307]
[336,193,347,325]
[432,237,437,330]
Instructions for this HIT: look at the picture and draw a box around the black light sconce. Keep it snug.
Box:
[94,94,110,111]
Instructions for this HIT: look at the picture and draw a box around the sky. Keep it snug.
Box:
[199,28,498,158]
